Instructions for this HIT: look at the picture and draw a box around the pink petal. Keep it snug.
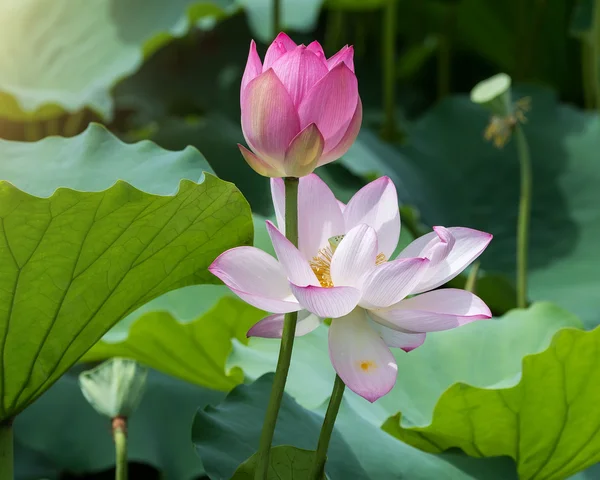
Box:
[337,200,346,212]
[343,176,400,259]
[272,47,329,107]
[298,63,359,151]
[326,45,355,72]
[238,144,283,178]
[270,178,285,234]
[372,289,492,333]
[367,318,426,351]
[209,246,299,313]
[283,123,324,177]
[242,69,301,164]
[298,174,345,260]
[360,257,430,309]
[318,98,362,166]
[328,308,397,402]
[398,227,493,293]
[241,40,263,103]
[266,220,319,286]
[290,283,361,318]
[263,32,298,70]
[247,310,321,338]
[307,41,326,63]
[330,224,378,288]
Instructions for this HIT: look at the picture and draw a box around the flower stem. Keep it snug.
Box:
[0,419,13,480]
[273,0,281,37]
[255,177,299,480]
[515,124,531,309]
[464,261,480,293]
[112,417,128,480]
[380,0,398,142]
[309,375,345,480]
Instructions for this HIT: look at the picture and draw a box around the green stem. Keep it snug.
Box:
[273,0,281,38]
[113,418,128,480]
[309,375,345,480]
[380,0,397,141]
[515,124,532,309]
[592,0,600,111]
[464,261,480,293]
[582,41,595,109]
[255,177,299,480]
[0,420,13,480]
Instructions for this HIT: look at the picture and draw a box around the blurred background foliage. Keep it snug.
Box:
[2,0,600,478]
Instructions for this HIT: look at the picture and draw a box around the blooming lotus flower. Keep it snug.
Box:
[239,32,362,178]
[210,175,492,401]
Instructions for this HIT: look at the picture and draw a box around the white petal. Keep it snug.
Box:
[330,224,378,288]
[367,317,426,351]
[343,177,400,259]
[290,283,360,318]
[360,257,430,309]
[247,310,321,338]
[270,178,285,233]
[209,247,299,313]
[266,220,319,286]
[398,226,493,293]
[328,308,397,402]
[371,289,492,332]
[298,174,345,260]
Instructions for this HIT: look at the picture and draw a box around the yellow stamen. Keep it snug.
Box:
[309,246,388,288]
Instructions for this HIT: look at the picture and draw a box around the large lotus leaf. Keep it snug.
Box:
[14,369,225,479]
[384,322,600,479]
[0,0,233,120]
[193,374,517,480]
[0,127,252,420]
[231,446,322,480]
[342,89,600,327]
[82,297,264,391]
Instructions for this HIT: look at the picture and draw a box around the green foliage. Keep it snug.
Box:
[231,446,322,480]
[83,297,265,391]
[0,0,233,120]
[384,324,600,480]
[0,126,252,420]
[342,88,600,327]
[14,370,225,479]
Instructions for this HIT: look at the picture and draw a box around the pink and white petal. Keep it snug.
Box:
[270,178,285,233]
[307,41,326,63]
[330,224,378,288]
[373,289,492,332]
[297,174,345,260]
[241,40,263,103]
[326,45,355,72]
[298,63,359,149]
[247,310,321,338]
[367,317,426,352]
[283,123,324,177]
[360,257,430,309]
[209,246,299,313]
[266,220,319,286]
[242,70,301,163]
[263,32,297,70]
[271,47,329,107]
[337,200,346,212]
[398,227,493,293]
[238,144,283,177]
[290,283,361,318]
[329,308,397,402]
[318,98,363,167]
[343,176,400,259]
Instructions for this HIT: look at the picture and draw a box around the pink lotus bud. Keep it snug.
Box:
[239,33,362,178]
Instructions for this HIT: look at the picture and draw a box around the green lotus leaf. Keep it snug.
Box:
[0,0,233,121]
[384,316,600,479]
[231,446,322,480]
[82,297,265,391]
[0,127,252,420]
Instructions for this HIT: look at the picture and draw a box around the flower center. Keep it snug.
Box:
[309,235,386,288]
[359,360,376,372]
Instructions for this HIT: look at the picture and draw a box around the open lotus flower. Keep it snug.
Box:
[239,32,361,178]
[210,175,492,402]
